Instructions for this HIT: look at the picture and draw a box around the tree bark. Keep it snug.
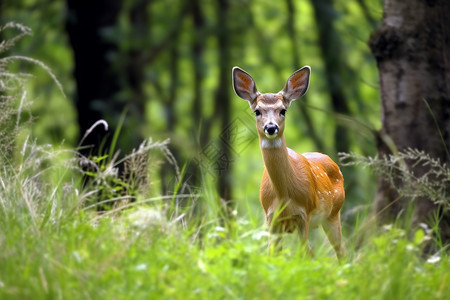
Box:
[66,0,122,153]
[369,0,450,242]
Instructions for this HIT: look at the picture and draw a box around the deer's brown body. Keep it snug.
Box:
[232,66,345,258]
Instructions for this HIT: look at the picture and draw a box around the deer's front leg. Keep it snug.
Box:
[266,212,283,255]
[298,217,314,257]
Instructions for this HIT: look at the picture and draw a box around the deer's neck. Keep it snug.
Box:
[260,136,295,197]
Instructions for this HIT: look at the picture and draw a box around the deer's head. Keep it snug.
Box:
[232,66,311,146]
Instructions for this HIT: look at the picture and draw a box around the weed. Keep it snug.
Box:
[339,148,450,210]
[0,23,448,300]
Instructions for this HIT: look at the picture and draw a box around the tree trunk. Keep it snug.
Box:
[66,0,122,153]
[285,0,325,152]
[369,0,450,242]
[216,0,233,208]
[160,25,180,195]
[122,0,152,154]
[310,0,351,154]
[189,0,205,189]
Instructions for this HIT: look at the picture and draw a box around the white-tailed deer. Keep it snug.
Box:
[232,66,345,258]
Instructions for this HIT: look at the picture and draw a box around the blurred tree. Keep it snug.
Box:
[310,0,352,153]
[187,0,206,190]
[285,0,324,151]
[1,0,383,211]
[216,0,233,207]
[159,19,181,195]
[120,0,152,147]
[66,0,123,154]
[369,0,450,242]
[191,0,205,140]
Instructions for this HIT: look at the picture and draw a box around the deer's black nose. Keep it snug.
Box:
[264,123,279,136]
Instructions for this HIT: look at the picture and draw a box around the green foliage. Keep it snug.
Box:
[340,148,450,210]
[2,4,447,299]
[81,136,181,210]
[1,163,448,299]
[0,22,68,161]
[0,1,77,145]
[0,22,32,157]
[1,0,383,208]
[0,128,448,299]
[1,79,446,299]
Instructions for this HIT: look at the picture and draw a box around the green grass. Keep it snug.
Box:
[1,21,448,300]
[1,208,448,299]
[0,142,448,300]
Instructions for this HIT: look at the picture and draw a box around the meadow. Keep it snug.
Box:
[0,136,448,300]
[1,17,449,299]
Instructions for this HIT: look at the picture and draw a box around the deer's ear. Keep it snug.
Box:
[281,66,310,102]
[232,67,259,103]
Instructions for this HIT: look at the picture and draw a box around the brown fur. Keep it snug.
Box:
[232,66,345,258]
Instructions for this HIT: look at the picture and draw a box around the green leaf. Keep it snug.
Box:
[413,229,425,245]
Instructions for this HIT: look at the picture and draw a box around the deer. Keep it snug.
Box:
[232,66,345,259]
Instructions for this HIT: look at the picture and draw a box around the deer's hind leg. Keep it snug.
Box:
[322,214,344,259]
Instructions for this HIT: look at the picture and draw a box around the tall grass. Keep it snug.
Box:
[339,149,450,210]
[1,157,448,300]
[0,23,449,299]
[1,114,448,300]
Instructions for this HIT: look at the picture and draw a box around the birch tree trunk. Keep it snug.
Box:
[369,0,450,242]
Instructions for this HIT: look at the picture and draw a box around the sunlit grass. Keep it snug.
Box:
[1,206,448,299]
[1,19,447,300]
[0,140,448,300]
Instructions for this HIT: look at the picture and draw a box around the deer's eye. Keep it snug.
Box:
[254,109,261,117]
[280,109,287,116]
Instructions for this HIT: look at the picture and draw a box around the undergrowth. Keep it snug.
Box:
[0,23,449,299]
[340,149,450,210]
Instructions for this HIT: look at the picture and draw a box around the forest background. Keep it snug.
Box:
[1,0,381,217]
[1,0,449,298]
